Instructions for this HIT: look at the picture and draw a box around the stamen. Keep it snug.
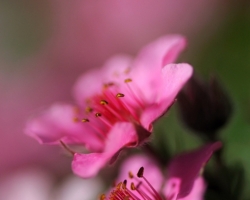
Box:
[81,118,89,122]
[59,140,75,156]
[100,100,108,105]
[131,182,136,190]
[137,167,163,200]
[73,117,79,122]
[123,180,127,189]
[125,78,132,83]
[124,78,145,108]
[131,182,148,200]
[137,167,144,177]
[103,82,115,89]
[129,171,134,179]
[95,112,102,117]
[116,93,125,98]
[85,107,93,113]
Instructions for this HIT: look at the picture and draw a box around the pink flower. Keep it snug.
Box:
[25,35,193,178]
[102,142,221,200]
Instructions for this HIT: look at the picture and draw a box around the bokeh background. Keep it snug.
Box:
[1,0,250,199]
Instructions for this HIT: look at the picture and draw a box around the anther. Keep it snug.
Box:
[73,117,79,122]
[128,171,134,179]
[100,100,108,105]
[95,112,102,117]
[103,82,115,88]
[81,118,89,122]
[137,167,144,178]
[124,78,132,83]
[131,182,136,190]
[116,182,123,189]
[85,107,93,113]
[122,180,127,189]
[116,93,125,98]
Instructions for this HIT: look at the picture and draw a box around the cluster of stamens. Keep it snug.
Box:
[99,167,163,200]
[72,78,146,142]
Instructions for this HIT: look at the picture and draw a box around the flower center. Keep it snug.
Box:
[100,167,163,200]
[72,79,146,140]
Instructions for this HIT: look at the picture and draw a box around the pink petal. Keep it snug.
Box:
[129,36,187,105]
[72,122,138,178]
[140,63,193,129]
[101,54,133,84]
[134,35,187,70]
[179,177,206,200]
[167,142,222,198]
[73,55,132,106]
[25,103,103,151]
[163,177,205,200]
[72,152,110,178]
[73,69,103,106]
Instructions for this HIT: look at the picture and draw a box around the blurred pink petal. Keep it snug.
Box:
[167,142,222,198]
[25,103,104,151]
[140,63,193,129]
[72,122,137,178]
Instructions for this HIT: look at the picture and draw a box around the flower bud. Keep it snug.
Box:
[177,75,232,139]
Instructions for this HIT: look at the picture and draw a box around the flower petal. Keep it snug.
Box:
[73,69,103,106]
[179,177,206,200]
[73,55,132,106]
[167,142,221,198]
[140,63,193,129]
[72,122,138,178]
[25,103,104,151]
[134,35,187,70]
[163,177,205,200]
[129,36,187,105]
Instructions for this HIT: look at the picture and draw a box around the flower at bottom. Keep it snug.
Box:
[25,35,193,178]
[101,142,221,200]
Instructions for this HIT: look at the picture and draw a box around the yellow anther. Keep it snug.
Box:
[124,78,132,83]
[81,118,89,122]
[116,182,123,189]
[128,171,134,179]
[73,117,79,122]
[116,93,125,98]
[103,82,115,89]
[85,107,93,113]
[130,182,136,190]
[95,112,102,117]
[100,100,108,105]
